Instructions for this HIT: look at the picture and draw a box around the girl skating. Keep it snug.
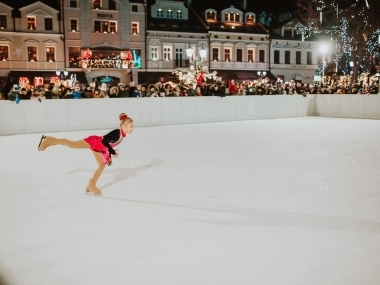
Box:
[38,113,134,195]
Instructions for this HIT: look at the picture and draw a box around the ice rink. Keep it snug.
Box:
[1,117,380,285]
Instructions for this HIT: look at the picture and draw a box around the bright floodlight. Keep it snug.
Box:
[320,44,328,53]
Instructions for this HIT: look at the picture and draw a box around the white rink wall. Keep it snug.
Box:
[0,95,314,135]
[315,94,380,119]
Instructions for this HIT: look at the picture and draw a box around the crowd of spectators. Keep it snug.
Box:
[1,75,380,101]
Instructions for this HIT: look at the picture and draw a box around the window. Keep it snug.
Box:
[45,18,53,30]
[151,47,158,60]
[69,47,80,67]
[225,12,240,22]
[93,0,101,9]
[307,51,312,65]
[163,47,171,61]
[175,48,183,66]
[259,50,265,63]
[131,5,138,12]
[27,46,37,61]
[274,50,280,64]
[0,15,7,28]
[70,19,78,32]
[248,50,254,62]
[0,46,9,61]
[224,48,230,62]
[246,14,254,23]
[296,51,301,64]
[94,20,116,33]
[285,51,290,64]
[167,10,173,18]
[109,22,116,33]
[131,22,138,34]
[109,0,116,10]
[176,10,182,19]
[69,0,77,8]
[236,49,242,62]
[157,9,163,18]
[212,48,218,61]
[207,11,215,20]
[27,17,36,30]
[46,47,55,62]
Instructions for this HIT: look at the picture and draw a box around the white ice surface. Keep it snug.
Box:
[1,117,380,285]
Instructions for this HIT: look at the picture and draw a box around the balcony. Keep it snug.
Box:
[210,61,269,70]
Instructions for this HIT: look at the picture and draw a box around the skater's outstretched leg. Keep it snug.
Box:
[39,136,89,151]
[86,151,106,195]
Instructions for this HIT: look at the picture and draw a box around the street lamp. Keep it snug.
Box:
[199,44,207,61]
[320,44,328,85]
[186,43,194,61]
[257,71,266,78]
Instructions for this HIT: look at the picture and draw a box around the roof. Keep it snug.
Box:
[0,0,60,10]
[147,3,207,33]
[190,0,268,35]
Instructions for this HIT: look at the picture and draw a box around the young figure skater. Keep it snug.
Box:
[38,113,134,195]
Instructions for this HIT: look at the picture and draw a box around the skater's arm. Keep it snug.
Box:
[101,129,120,155]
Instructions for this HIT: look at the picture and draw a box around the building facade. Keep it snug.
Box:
[63,0,146,85]
[0,0,64,87]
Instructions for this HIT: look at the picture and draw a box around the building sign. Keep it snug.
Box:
[97,14,113,18]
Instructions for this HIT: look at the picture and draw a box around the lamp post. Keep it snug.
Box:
[186,43,194,69]
[320,44,328,85]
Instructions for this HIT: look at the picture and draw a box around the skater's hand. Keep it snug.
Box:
[112,150,119,158]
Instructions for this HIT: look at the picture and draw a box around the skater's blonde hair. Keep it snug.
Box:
[119,113,133,126]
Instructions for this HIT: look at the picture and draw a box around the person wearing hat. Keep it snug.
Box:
[38,113,134,195]
[99,82,109,98]
[109,86,119,98]
[117,83,129,97]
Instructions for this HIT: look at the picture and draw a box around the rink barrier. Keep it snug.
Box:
[0,95,314,135]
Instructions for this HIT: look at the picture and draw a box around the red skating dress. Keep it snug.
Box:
[84,129,126,165]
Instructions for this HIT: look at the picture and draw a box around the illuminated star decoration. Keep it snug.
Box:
[365,0,369,8]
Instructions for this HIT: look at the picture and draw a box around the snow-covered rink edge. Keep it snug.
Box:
[1,117,380,285]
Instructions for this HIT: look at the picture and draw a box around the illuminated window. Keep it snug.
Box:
[176,10,182,19]
[157,9,163,18]
[248,49,254,62]
[167,10,173,18]
[246,14,254,23]
[224,48,230,62]
[109,22,116,33]
[27,46,37,61]
[225,12,240,22]
[93,0,101,9]
[69,47,80,68]
[27,17,36,30]
[0,15,7,28]
[131,22,138,34]
[151,47,158,60]
[207,11,215,20]
[46,47,55,62]
[0,45,9,61]
[70,19,78,32]
[94,20,116,33]
[163,47,171,60]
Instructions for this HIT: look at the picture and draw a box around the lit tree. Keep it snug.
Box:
[295,0,380,80]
